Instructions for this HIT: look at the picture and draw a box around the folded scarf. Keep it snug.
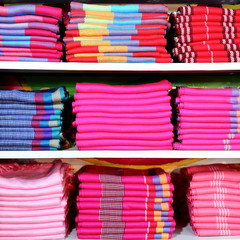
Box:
[78,166,170,184]
[0,139,60,148]
[179,133,240,140]
[67,46,167,55]
[174,143,240,150]
[178,6,240,16]
[0,15,58,24]
[71,2,168,14]
[0,56,60,62]
[76,80,171,93]
[69,11,168,19]
[65,28,165,37]
[0,4,62,19]
[0,87,68,104]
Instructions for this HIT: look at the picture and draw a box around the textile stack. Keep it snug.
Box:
[174,86,240,150]
[171,6,240,63]
[0,160,74,240]
[76,165,176,239]
[73,80,173,150]
[0,87,69,150]
[0,4,63,62]
[181,163,240,237]
[64,2,172,63]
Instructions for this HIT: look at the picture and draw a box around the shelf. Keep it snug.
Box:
[66,226,240,240]
[1,150,240,159]
[0,0,240,4]
[0,62,239,74]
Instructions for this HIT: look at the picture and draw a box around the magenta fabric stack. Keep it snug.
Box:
[76,165,176,239]
[171,6,240,63]
[182,163,240,237]
[73,80,173,150]
[174,86,240,150]
[0,160,73,240]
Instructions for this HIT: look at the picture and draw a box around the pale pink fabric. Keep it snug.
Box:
[178,87,234,96]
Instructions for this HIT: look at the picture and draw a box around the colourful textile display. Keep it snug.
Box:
[181,163,240,236]
[0,4,63,62]
[174,86,240,150]
[0,160,74,240]
[76,165,175,239]
[0,87,69,150]
[64,2,172,63]
[73,80,173,150]
[170,6,240,63]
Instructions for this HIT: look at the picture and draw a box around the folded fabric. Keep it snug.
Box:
[174,143,240,150]
[71,2,168,13]
[76,80,171,93]
[0,15,58,24]
[78,165,171,184]
[66,29,165,37]
[178,6,240,16]
[0,87,68,104]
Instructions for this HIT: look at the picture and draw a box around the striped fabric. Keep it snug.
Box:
[64,2,172,63]
[174,86,240,150]
[170,6,240,63]
[0,87,69,150]
[181,163,240,236]
[76,165,175,239]
[0,160,73,240]
[0,4,63,62]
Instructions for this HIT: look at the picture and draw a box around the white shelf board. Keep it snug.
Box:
[0,62,239,73]
[66,226,240,240]
[1,150,240,159]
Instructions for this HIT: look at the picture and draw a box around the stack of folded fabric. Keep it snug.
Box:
[76,165,176,239]
[171,6,240,63]
[64,2,172,63]
[174,86,240,150]
[0,160,74,240]
[0,87,69,150]
[182,163,240,237]
[0,4,63,62]
[73,80,173,150]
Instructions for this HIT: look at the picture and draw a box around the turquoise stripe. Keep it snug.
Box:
[40,140,50,147]
[111,5,139,13]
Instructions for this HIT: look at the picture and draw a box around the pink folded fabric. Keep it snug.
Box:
[76,139,173,148]
[73,104,171,113]
[78,166,171,184]
[178,87,236,96]
[77,196,173,203]
[79,189,172,198]
[190,180,240,189]
[77,201,172,211]
[79,182,173,191]
[73,96,170,106]
[174,143,240,150]
[191,216,240,224]
[76,111,171,119]
[76,145,173,150]
[190,200,240,209]
[76,80,171,94]
[178,109,237,117]
[179,133,240,140]
[76,132,173,141]
[180,139,240,145]
[77,221,176,228]
[73,117,171,126]
[178,102,237,110]
[189,193,240,202]
[194,229,240,237]
[178,128,239,135]
[76,124,173,133]
[76,214,174,222]
[179,122,238,129]
[74,91,169,100]
[178,95,240,103]
[0,214,65,224]
[179,116,240,123]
